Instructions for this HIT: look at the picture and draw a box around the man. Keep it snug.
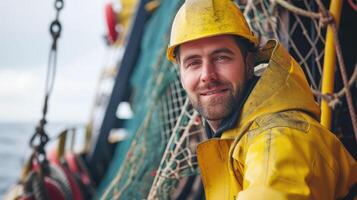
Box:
[166,0,357,199]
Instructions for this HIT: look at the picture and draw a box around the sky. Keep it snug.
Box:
[0,0,109,123]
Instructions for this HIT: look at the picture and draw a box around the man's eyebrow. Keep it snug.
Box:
[210,48,235,56]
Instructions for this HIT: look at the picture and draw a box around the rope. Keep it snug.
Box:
[335,65,357,100]
[271,0,357,141]
[148,99,201,199]
[331,22,357,139]
[315,0,357,141]
[274,0,321,19]
[348,0,357,11]
[31,171,49,200]
[312,65,357,109]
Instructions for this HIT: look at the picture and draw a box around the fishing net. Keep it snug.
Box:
[98,0,356,199]
[243,0,327,90]
[240,0,356,150]
[97,1,198,199]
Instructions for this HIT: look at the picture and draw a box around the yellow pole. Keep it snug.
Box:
[320,0,343,129]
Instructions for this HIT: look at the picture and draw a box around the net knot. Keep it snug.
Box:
[319,11,334,27]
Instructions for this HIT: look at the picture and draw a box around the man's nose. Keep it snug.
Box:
[201,61,217,83]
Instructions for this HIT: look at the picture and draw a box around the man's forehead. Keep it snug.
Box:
[181,35,236,50]
[179,35,238,60]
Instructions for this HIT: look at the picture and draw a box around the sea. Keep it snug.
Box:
[0,121,84,199]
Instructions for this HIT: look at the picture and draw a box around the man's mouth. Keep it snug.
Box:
[200,88,229,96]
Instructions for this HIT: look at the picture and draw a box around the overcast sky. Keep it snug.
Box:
[0,0,109,123]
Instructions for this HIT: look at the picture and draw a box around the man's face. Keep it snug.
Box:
[178,35,248,128]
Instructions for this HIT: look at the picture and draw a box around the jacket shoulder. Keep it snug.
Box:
[251,110,310,134]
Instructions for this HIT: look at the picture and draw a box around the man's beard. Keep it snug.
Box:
[189,80,242,121]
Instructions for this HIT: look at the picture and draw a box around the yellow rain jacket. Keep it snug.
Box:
[196,40,357,200]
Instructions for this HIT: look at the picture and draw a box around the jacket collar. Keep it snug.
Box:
[204,40,320,139]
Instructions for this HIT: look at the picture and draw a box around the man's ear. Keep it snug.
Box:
[245,51,255,80]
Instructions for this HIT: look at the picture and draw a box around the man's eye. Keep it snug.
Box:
[185,60,201,68]
[215,55,229,62]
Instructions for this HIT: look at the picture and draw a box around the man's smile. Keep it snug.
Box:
[199,87,229,97]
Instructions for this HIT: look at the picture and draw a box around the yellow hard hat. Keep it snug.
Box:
[167,0,258,62]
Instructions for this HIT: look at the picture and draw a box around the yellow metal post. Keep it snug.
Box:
[320,0,343,129]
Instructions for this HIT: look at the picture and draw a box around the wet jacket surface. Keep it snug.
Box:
[196,40,357,200]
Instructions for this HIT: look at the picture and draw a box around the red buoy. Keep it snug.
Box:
[105,3,118,44]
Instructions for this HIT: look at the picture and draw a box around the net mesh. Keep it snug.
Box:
[99,0,356,199]
[243,0,326,91]
[148,99,205,199]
